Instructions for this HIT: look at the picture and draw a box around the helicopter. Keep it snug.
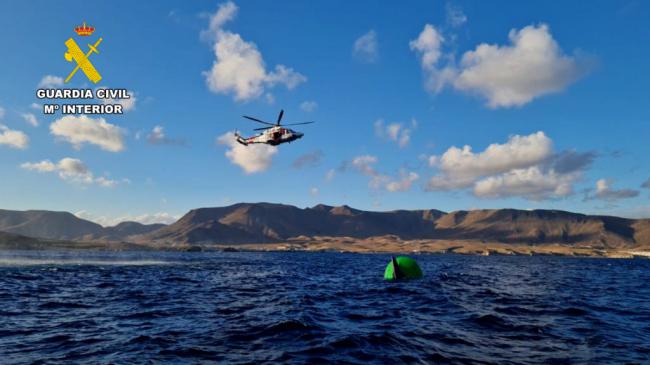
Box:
[235,109,314,146]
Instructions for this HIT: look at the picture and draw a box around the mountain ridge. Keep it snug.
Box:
[1,204,649,249]
[138,203,650,248]
[0,209,165,241]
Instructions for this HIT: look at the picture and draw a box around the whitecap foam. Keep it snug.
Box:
[0,258,177,266]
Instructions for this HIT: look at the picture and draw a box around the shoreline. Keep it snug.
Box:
[207,236,650,258]
[212,243,650,259]
[2,237,650,258]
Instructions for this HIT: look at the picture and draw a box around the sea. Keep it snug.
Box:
[0,250,649,364]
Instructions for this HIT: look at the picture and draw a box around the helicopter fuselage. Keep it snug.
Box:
[236,126,304,146]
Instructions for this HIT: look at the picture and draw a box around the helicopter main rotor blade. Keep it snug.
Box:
[243,115,275,126]
[283,121,315,126]
[277,109,284,125]
[254,127,273,131]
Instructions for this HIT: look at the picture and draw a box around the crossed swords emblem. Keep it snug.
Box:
[64,37,103,84]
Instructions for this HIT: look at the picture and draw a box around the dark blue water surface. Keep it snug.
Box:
[1,251,649,364]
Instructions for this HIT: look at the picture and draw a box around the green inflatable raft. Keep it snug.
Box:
[384,256,423,281]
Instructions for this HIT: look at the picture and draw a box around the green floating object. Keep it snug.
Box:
[384,256,423,281]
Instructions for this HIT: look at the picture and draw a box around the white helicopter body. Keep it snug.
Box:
[235,110,313,146]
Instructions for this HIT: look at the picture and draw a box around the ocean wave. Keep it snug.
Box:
[0,251,649,364]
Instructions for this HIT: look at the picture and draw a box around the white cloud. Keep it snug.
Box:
[21,113,39,127]
[21,157,125,187]
[216,131,277,174]
[148,125,165,143]
[20,160,56,172]
[325,169,336,182]
[426,175,473,191]
[351,155,378,176]
[75,211,179,227]
[0,124,29,149]
[385,171,419,192]
[56,158,91,181]
[202,0,238,37]
[427,155,438,167]
[38,75,64,88]
[30,103,41,111]
[426,131,589,200]
[587,179,640,201]
[99,89,137,112]
[349,155,388,190]
[446,3,467,28]
[122,212,179,225]
[374,118,417,148]
[50,115,125,152]
[264,65,306,89]
[410,23,588,108]
[202,1,306,101]
[310,187,319,197]
[454,24,585,108]
[95,176,121,188]
[410,24,444,69]
[349,155,417,192]
[410,24,457,93]
[147,125,184,145]
[74,211,111,226]
[432,131,552,182]
[300,101,318,112]
[353,30,378,63]
[473,166,577,200]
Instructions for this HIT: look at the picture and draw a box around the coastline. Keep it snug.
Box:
[4,236,649,258]
[213,238,650,259]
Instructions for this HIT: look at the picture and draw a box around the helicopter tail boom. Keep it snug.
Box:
[234,131,249,146]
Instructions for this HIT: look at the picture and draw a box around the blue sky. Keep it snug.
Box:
[0,0,649,225]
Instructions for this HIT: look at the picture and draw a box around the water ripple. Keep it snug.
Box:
[0,251,649,364]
